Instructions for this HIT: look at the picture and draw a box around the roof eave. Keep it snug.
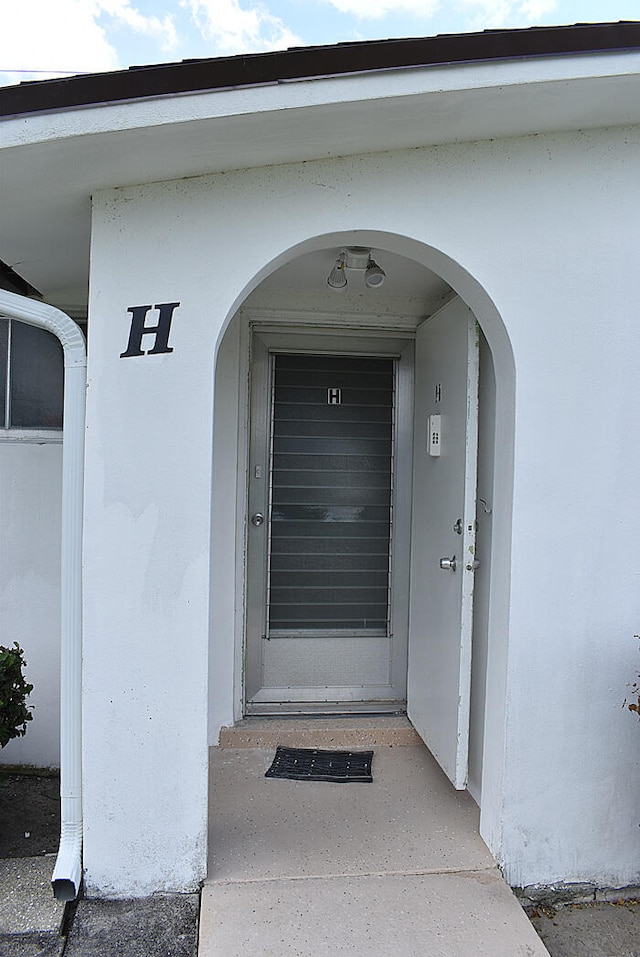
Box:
[2,21,640,119]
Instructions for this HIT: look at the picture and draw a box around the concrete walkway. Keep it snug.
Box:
[201,727,549,956]
[0,855,65,956]
[0,856,199,956]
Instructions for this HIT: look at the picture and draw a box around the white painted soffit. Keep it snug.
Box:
[2,50,640,159]
[1,48,640,304]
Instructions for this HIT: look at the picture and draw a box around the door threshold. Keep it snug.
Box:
[220,712,420,749]
[245,702,407,717]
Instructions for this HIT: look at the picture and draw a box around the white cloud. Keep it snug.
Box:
[458,0,559,30]
[0,0,177,85]
[322,0,440,19]
[182,0,302,54]
[322,0,558,28]
[100,0,178,49]
[519,0,558,19]
[0,0,117,80]
[457,0,514,28]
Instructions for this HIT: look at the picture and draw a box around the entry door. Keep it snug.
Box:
[407,299,479,789]
[245,332,413,711]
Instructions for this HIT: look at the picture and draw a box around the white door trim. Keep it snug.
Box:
[242,322,414,713]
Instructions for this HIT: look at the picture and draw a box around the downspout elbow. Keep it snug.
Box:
[52,817,83,901]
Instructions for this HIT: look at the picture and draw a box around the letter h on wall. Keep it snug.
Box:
[120,302,180,358]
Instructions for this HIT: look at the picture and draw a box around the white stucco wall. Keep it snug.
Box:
[84,123,640,895]
[0,441,61,767]
[81,224,218,894]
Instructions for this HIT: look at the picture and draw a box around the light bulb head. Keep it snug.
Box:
[365,258,386,288]
[327,257,347,290]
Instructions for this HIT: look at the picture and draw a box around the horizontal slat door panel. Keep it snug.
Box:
[271,523,391,540]
[272,505,390,523]
[270,611,388,629]
[272,453,390,472]
[272,486,391,506]
[274,469,392,489]
[271,587,389,605]
[273,436,391,455]
[270,552,390,571]
[274,570,389,587]
[275,387,392,406]
[268,353,393,635]
[270,536,390,555]
[276,404,392,423]
[276,371,393,390]
[277,354,392,372]
[275,420,392,439]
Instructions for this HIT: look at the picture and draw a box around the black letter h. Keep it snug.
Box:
[120,302,179,358]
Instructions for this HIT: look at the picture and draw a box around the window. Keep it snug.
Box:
[0,317,64,430]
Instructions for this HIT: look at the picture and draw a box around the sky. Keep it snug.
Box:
[1,0,639,89]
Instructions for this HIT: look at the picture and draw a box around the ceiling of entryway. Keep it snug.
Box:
[257,248,450,305]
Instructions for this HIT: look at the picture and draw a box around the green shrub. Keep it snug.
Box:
[0,643,34,748]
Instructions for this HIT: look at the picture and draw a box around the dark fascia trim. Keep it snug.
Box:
[1,21,640,118]
[0,259,42,299]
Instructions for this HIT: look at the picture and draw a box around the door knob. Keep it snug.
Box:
[251,512,265,527]
[439,556,456,571]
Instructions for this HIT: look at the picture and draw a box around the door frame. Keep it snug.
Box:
[242,322,415,714]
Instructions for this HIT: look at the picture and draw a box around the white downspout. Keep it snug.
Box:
[0,290,86,902]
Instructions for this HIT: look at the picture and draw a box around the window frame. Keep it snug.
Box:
[0,315,65,438]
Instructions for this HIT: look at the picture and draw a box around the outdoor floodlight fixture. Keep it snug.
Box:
[326,247,386,290]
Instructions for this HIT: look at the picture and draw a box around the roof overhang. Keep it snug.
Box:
[1,24,640,307]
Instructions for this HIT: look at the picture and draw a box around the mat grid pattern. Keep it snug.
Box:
[265,746,374,783]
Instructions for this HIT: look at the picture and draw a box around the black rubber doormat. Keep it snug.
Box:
[265,747,374,783]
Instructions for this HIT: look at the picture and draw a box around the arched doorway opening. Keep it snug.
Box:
[209,231,514,838]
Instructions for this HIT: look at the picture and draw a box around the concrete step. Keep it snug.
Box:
[218,715,421,749]
[200,870,549,957]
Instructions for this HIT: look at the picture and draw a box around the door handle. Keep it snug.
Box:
[439,556,456,571]
[251,512,265,527]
